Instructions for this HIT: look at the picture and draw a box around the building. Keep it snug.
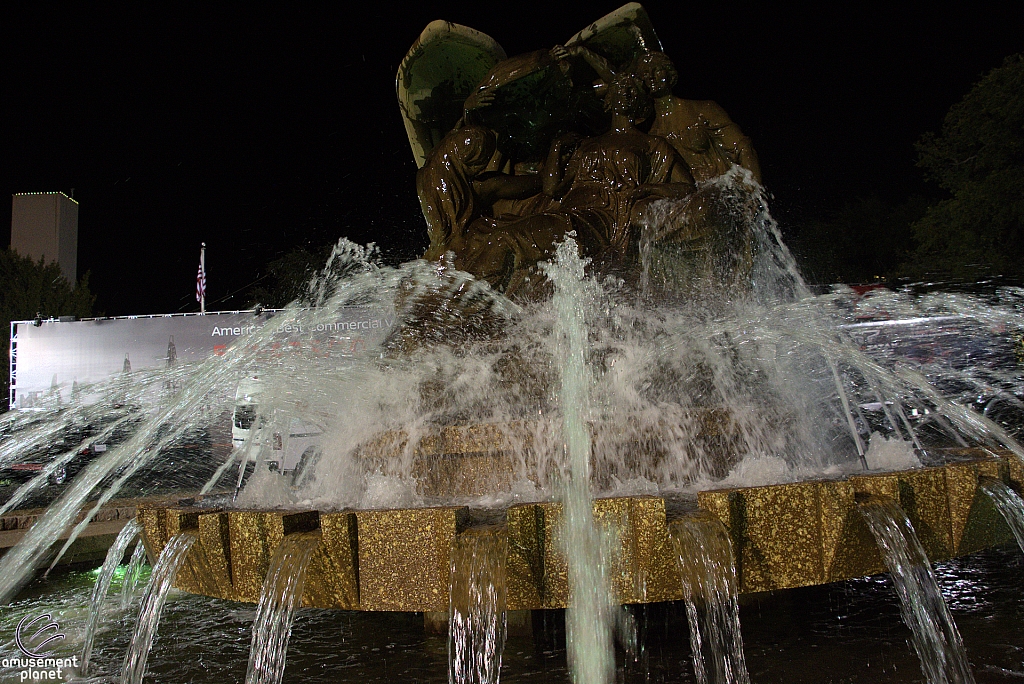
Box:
[10,191,79,283]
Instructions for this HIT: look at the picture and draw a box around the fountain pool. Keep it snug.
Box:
[3,4,1024,683]
[5,543,1024,682]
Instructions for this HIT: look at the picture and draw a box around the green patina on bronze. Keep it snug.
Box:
[397,4,762,304]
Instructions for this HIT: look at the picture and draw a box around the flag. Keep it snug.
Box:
[196,261,206,301]
[196,243,206,313]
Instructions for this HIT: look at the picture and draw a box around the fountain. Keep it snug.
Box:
[3,4,1024,684]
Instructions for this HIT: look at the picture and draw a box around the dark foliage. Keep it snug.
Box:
[905,54,1024,277]
[787,195,928,285]
[0,249,94,410]
[246,244,334,309]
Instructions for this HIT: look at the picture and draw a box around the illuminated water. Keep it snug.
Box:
[120,531,198,684]
[120,540,148,611]
[980,477,1024,554]
[670,514,750,684]
[1,174,1024,680]
[545,236,616,684]
[448,526,507,684]
[5,545,1024,682]
[82,519,141,674]
[859,498,975,684]
[245,533,319,684]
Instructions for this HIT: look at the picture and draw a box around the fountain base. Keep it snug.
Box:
[137,449,1023,611]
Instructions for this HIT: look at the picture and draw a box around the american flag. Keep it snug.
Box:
[196,244,206,303]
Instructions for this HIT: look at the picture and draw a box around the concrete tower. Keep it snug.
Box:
[11,191,79,283]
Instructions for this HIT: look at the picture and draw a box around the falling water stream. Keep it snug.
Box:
[120,531,198,684]
[245,532,320,684]
[120,539,149,611]
[448,526,508,684]
[81,519,141,675]
[2,175,1024,682]
[859,497,975,684]
[669,514,750,684]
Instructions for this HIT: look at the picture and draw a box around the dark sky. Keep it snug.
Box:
[3,3,1022,315]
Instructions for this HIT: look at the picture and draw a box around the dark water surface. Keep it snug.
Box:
[3,545,1024,683]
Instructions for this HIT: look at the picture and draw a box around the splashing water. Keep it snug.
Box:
[544,236,615,684]
[0,172,1023,684]
[670,514,750,684]
[3,176,1023,528]
[859,497,975,684]
[81,518,141,675]
[245,532,320,684]
[449,526,508,684]
[121,531,198,684]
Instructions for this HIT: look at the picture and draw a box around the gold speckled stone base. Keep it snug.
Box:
[356,506,468,611]
[137,451,1023,611]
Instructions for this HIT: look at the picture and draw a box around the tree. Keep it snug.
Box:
[246,244,333,309]
[788,195,927,284]
[0,249,94,410]
[906,54,1024,277]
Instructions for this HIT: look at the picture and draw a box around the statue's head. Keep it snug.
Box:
[633,51,678,99]
[603,75,652,123]
[436,125,497,175]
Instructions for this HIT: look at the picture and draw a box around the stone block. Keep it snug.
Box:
[356,506,467,611]
[227,510,320,603]
[821,480,884,582]
[533,502,569,608]
[136,507,165,563]
[138,506,200,564]
[304,512,359,609]
[850,467,952,562]
[600,496,680,605]
[955,459,1016,556]
[699,481,825,593]
[1005,452,1024,492]
[192,511,236,601]
[414,453,515,498]
[946,463,981,555]
[506,504,545,610]
[507,497,681,609]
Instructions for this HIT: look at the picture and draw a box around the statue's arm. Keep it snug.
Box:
[472,173,542,206]
[632,179,694,202]
[632,142,694,201]
[696,100,763,182]
[542,133,580,199]
[551,45,616,84]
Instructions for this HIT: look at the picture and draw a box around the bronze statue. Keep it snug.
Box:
[417,125,541,263]
[400,4,763,300]
[542,74,694,264]
[631,51,761,184]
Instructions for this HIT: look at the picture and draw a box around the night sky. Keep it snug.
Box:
[3,3,1022,316]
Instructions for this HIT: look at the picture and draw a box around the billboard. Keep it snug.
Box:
[10,309,394,408]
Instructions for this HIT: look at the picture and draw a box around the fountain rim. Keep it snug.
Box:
[136,449,1023,612]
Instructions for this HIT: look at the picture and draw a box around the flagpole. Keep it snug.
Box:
[200,242,206,315]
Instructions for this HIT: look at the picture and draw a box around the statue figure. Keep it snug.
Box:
[542,74,694,265]
[417,124,541,263]
[631,50,762,184]
[448,75,698,297]
[400,4,763,301]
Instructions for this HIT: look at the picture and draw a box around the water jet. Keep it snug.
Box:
[3,5,1024,684]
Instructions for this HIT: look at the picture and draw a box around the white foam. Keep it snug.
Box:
[865,432,921,471]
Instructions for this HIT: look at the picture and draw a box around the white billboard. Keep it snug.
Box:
[10,309,394,408]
